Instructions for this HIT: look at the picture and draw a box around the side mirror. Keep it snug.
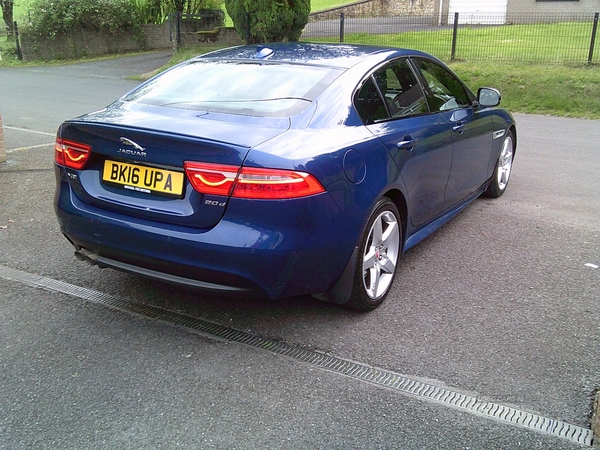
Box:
[477,87,501,107]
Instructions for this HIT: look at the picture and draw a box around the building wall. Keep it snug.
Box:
[432,0,598,25]
[508,0,600,15]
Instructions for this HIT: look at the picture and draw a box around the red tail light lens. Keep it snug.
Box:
[55,138,92,170]
[184,163,240,197]
[233,167,325,199]
[184,162,325,199]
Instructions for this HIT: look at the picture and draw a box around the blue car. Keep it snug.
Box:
[54,43,516,311]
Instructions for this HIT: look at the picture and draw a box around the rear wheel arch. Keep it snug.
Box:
[345,196,402,311]
[509,124,517,157]
[383,189,408,251]
[312,189,407,310]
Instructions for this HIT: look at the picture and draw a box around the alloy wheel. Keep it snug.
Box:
[362,210,400,299]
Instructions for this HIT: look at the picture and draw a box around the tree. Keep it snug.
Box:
[1,0,14,39]
[173,0,186,13]
[172,0,222,15]
[225,0,309,44]
[136,0,222,24]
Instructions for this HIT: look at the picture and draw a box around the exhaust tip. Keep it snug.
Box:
[74,248,99,266]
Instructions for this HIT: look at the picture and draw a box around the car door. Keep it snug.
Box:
[354,58,454,228]
[411,58,495,209]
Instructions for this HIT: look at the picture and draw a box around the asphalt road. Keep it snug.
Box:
[0,52,598,449]
[302,16,442,38]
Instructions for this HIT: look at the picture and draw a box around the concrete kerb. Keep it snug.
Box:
[593,389,600,448]
[0,111,7,163]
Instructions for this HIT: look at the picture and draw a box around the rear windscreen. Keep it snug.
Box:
[123,60,343,117]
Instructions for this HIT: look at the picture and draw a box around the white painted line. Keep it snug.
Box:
[585,263,599,269]
[4,126,55,137]
[6,143,55,153]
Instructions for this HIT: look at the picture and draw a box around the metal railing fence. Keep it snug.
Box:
[169,10,225,47]
[301,12,600,65]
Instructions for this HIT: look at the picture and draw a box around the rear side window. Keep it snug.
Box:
[355,77,388,124]
[354,59,428,124]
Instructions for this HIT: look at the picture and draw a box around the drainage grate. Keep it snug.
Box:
[0,264,593,447]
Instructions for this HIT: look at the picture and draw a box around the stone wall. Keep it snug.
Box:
[143,24,172,50]
[386,0,435,15]
[311,0,435,20]
[178,27,244,48]
[144,22,243,51]
[20,30,144,61]
[19,23,243,62]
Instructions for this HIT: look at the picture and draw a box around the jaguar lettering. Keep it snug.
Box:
[119,137,147,157]
[117,148,147,157]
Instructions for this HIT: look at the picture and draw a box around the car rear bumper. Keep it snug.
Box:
[72,246,259,296]
[55,171,358,300]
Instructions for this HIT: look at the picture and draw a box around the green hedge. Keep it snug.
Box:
[27,0,142,38]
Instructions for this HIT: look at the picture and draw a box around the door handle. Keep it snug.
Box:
[397,139,417,151]
[452,122,465,134]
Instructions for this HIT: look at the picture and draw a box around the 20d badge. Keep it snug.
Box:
[102,160,184,197]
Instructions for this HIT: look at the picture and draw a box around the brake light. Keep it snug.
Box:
[234,167,325,199]
[184,163,240,196]
[55,138,92,170]
[184,162,325,199]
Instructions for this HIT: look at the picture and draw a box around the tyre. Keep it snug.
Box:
[347,198,401,311]
[484,130,514,198]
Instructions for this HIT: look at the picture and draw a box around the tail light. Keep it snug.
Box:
[55,138,92,170]
[183,163,240,197]
[233,167,326,199]
[184,162,325,199]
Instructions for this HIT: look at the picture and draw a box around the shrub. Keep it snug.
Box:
[133,0,167,25]
[183,0,223,15]
[224,0,310,44]
[27,0,142,38]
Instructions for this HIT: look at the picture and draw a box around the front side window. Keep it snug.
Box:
[413,59,470,112]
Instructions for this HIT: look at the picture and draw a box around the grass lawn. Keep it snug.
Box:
[2,1,599,119]
[451,62,600,119]
[311,0,353,12]
[166,46,600,120]
[318,22,599,65]
[301,20,600,119]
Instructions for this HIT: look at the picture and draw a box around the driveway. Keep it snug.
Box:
[0,52,598,449]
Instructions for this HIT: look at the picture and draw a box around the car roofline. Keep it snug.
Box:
[187,57,352,71]
[195,43,423,70]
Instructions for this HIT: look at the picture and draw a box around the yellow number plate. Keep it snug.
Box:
[102,160,184,197]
